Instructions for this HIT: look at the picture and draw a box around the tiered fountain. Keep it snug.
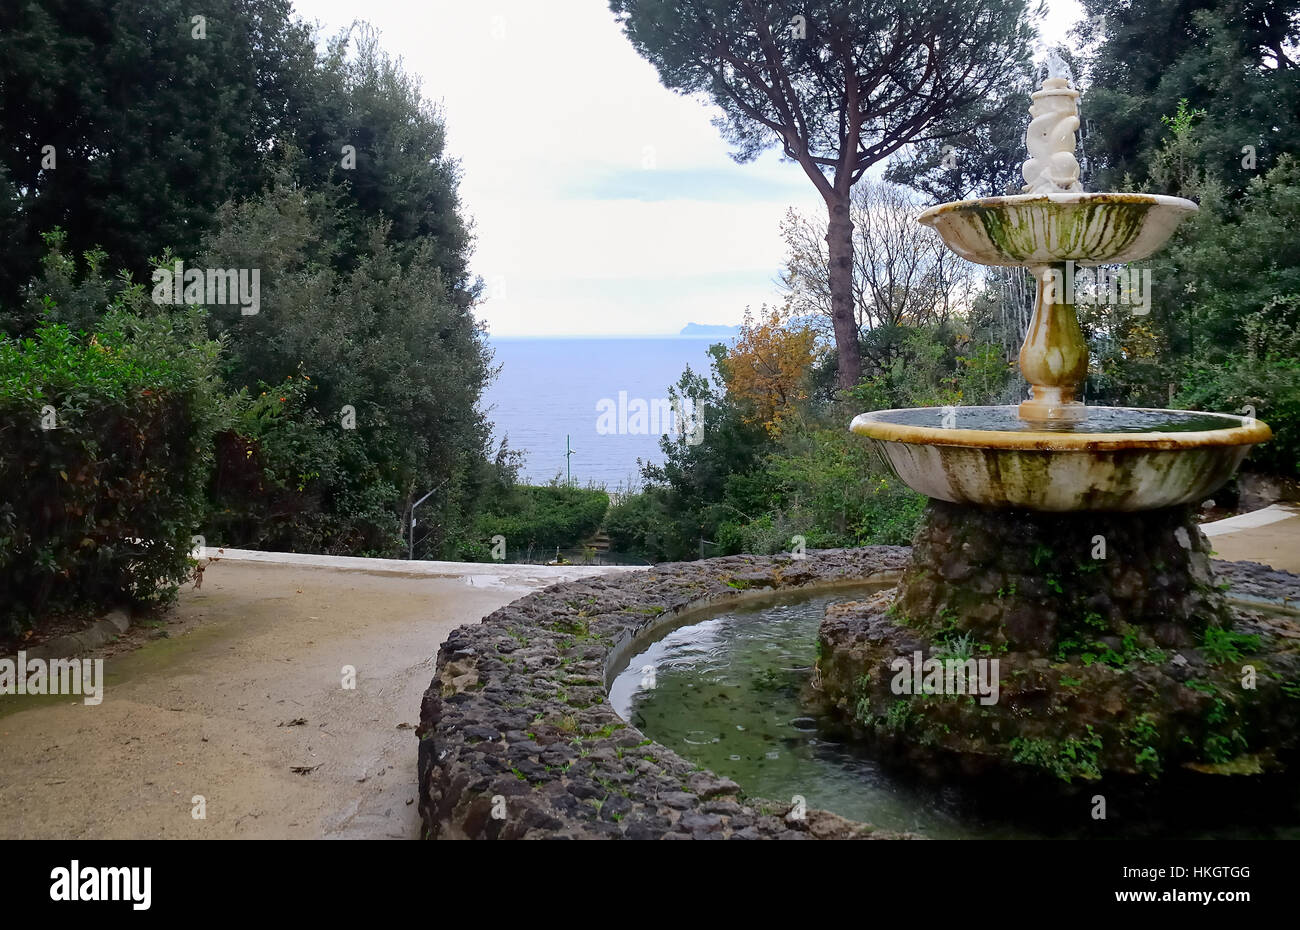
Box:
[818,55,1300,783]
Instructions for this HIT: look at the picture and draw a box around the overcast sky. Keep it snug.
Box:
[293,0,1084,337]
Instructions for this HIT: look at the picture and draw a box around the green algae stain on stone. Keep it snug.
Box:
[973,204,1031,260]
[966,199,1151,265]
[1080,202,1147,262]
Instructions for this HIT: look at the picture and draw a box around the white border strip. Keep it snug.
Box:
[208,547,644,582]
[1202,504,1299,537]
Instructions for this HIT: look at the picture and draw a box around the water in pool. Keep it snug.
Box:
[872,405,1243,433]
[610,587,1007,839]
[610,587,1300,839]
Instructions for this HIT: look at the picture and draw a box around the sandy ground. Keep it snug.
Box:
[0,559,624,839]
[1206,504,1300,573]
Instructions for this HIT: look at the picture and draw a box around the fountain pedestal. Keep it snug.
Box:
[894,501,1230,655]
[1018,264,1088,422]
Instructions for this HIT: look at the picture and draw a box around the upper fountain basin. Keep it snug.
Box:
[851,406,1271,511]
[917,192,1198,267]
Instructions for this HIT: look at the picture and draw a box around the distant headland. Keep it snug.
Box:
[679,322,741,337]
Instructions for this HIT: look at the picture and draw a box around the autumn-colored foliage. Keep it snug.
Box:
[722,304,816,435]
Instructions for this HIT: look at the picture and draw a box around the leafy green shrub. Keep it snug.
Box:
[1176,312,1300,479]
[206,372,402,555]
[717,512,788,555]
[603,348,931,560]
[0,312,223,632]
[604,490,673,561]
[463,485,609,560]
[745,423,926,549]
[852,478,928,545]
[196,171,493,558]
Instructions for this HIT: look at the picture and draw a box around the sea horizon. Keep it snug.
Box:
[482,335,723,490]
[486,332,735,340]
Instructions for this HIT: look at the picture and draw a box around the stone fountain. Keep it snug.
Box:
[818,56,1300,785]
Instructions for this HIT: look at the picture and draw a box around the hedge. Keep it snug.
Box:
[0,316,222,632]
[463,485,609,560]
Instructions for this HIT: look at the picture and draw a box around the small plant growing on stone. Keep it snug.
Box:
[1010,727,1103,783]
[1202,697,1249,763]
[1134,745,1162,777]
[884,699,913,732]
[1082,611,1107,631]
[933,632,976,661]
[1127,714,1163,778]
[1201,627,1261,665]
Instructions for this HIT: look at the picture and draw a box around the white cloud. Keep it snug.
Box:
[294,0,824,336]
[293,0,1085,335]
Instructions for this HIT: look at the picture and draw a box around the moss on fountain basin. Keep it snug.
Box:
[814,502,1300,785]
[916,192,1197,267]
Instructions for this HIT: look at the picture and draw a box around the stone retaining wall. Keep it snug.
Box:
[416,547,911,840]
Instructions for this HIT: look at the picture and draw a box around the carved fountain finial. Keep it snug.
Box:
[1021,51,1083,195]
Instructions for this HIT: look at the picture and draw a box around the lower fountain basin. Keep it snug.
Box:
[851,406,1271,511]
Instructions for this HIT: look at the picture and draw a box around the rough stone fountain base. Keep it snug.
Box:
[897,500,1232,651]
[816,502,1300,783]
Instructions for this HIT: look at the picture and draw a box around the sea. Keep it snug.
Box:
[481,337,723,492]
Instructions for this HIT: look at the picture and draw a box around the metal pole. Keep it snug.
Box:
[409,485,440,561]
[565,434,575,486]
